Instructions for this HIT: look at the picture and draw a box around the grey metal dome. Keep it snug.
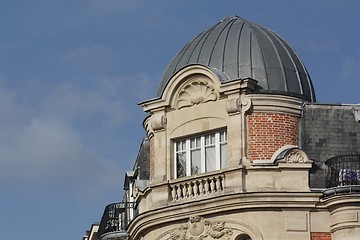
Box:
[157,16,316,102]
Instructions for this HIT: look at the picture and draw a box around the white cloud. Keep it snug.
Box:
[42,76,134,127]
[0,71,153,198]
[0,80,124,196]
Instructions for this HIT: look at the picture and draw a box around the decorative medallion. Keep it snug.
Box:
[189,216,205,236]
[166,216,233,240]
[177,81,217,109]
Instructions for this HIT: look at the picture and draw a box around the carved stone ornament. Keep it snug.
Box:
[238,96,252,113]
[226,99,238,114]
[151,115,167,131]
[177,81,217,109]
[285,150,308,164]
[166,216,233,240]
[226,97,252,114]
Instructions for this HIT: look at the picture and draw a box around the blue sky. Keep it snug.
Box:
[0,1,359,239]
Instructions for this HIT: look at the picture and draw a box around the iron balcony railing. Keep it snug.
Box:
[323,155,360,198]
[98,201,136,239]
[326,155,360,188]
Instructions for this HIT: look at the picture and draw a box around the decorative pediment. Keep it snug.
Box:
[176,80,218,109]
[252,145,312,166]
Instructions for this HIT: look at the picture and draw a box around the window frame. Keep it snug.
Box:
[174,129,227,179]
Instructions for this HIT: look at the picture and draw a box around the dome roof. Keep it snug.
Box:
[157,16,316,102]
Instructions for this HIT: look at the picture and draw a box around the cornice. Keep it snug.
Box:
[248,94,303,116]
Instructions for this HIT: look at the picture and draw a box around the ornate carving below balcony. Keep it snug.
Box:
[177,80,217,109]
[165,216,233,240]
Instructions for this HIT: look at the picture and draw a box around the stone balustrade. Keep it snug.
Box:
[170,173,225,201]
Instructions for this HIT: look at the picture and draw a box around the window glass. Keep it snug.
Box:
[176,140,187,178]
[174,130,227,178]
[220,144,227,168]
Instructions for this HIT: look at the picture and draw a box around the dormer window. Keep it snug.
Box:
[174,130,227,178]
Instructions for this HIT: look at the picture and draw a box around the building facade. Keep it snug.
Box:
[88,16,360,240]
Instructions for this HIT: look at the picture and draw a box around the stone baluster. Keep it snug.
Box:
[193,181,199,196]
[210,177,215,192]
[199,180,204,195]
[215,176,221,191]
[188,182,193,197]
[171,186,176,200]
[177,185,182,200]
[182,183,187,198]
[204,179,210,194]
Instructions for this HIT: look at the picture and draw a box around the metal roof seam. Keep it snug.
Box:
[207,17,233,67]
[236,21,246,80]
[249,26,269,89]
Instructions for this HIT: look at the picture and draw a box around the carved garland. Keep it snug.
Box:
[177,81,218,109]
[166,216,233,240]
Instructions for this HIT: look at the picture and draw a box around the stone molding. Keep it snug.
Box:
[322,195,360,234]
[248,94,303,116]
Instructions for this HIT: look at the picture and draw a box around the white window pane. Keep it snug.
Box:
[175,130,227,178]
[220,131,227,142]
[182,140,186,150]
[205,146,216,171]
[191,149,201,174]
[191,138,196,148]
[176,152,186,178]
[205,134,215,145]
[211,134,215,143]
[196,137,200,147]
[176,141,181,151]
[205,135,210,145]
[220,144,227,168]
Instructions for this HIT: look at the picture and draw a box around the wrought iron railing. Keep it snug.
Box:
[98,201,136,238]
[325,155,360,188]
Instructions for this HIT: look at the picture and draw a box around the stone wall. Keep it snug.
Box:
[301,104,360,188]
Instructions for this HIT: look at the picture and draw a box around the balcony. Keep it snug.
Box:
[98,202,136,240]
[323,155,360,198]
[169,171,225,201]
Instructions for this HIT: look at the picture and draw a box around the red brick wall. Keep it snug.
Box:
[247,113,299,160]
[150,136,155,180]
[311,232,332,240]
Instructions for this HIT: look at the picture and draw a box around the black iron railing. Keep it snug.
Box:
[98,201,136,238]
[325,155,360,188]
